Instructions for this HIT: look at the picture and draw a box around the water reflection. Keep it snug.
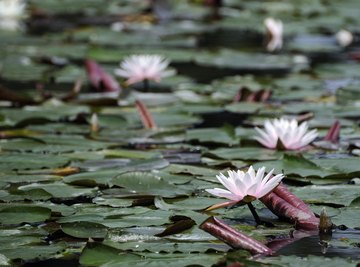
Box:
[278,230,360,259]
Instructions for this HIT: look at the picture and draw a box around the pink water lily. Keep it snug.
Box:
[114,55,174,85]
[206,166,284,206]
[255,118,318,150]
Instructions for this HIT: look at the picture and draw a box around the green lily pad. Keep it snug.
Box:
[0,153,69,171]
[61,221,108,239]
[186,125,239,145]
[18,182,97,199]
[332,207,360,228]
[253,154,360,179]
[0,243,67,261]
[260,255,358,267]
[112,172,190,198]
[0,205,51,225]
[291,184,360,207]
[208,147,282,161]
[80,242,223,267]
[79,243,140,267]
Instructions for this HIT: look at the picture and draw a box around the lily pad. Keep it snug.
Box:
[0,205,51,225]
[112,172,190,197]
[61,221,108,239]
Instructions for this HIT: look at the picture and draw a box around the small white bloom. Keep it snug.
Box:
[335,29,353,47]
[255,118,318,150]
[0,0,26,31]
[206,166,284,203]
[90,113,99,133]
[264,17,283,52]
[293,54,308,65]
[114,55,175,85]
[19,56,31,65]
[0,0,25,18]
[110,22,125,32]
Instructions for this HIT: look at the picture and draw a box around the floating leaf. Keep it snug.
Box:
[253,154,360,179]
[0,205,51,225]
[208,147,282,161]
[112,172,190,198]
[79,243,140,267]
[18,183,97,199]
[291,185,360,207]
[186,125,239,145]
[61,221,108,239]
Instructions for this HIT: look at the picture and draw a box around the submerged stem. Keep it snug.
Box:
[247,202,262,225]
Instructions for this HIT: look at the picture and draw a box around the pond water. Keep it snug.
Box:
[277,229,360,260]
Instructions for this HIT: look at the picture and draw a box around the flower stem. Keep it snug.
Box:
[143,79,149,92]
[247,202,262,225]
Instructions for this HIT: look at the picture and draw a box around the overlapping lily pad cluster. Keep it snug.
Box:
[0,0,360,266]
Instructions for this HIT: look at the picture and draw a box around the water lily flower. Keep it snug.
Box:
[335,29,353,47]
[255,118,318,150]
[206,166,284,206]
[0,0,26,31]
[264,17,283,52]
[114,55,174,85]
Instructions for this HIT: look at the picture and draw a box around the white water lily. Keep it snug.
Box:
[0,0,26,31]
[264,17,283,52]
[114,55,175,85]
[206,166,284,204]
[255,118,318,150]
[335,29,353,47]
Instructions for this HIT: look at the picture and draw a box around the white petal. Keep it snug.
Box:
[247,182,259,196]
[206,188,241,201]
[206,166,284,203]
[301,129,318,144]
[232,173,247,196]
[255,127,277,148]
[256,118,318,150]
[254,166,266,185]
[114,54,173,84]
[260,169,274,187]
[216,173,236,193]
[254,136,274,148]
[248,166,256,179]
[259,172,284,193]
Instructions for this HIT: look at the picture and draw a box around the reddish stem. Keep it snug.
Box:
[233,87,272,103]
[273,183,314,215]
[200,217,272,255]
[261,192,319,231]
[324,120,341,144]
[85,59,121,93]
[259,89,272,102]
[135,100,157,129]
